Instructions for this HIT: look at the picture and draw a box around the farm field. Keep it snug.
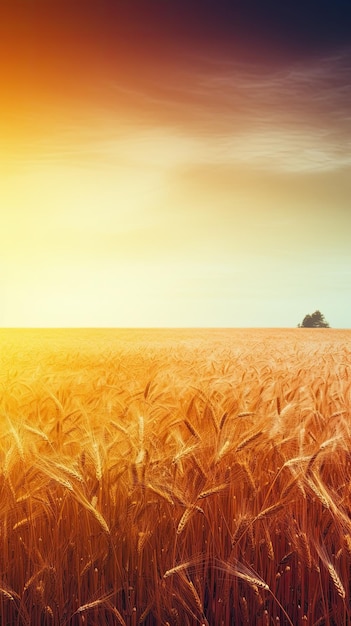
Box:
[0,327,350,625]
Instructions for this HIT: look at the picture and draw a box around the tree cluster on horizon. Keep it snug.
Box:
[298,310,330,328]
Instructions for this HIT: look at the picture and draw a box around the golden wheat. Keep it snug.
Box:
[0,327,350,624]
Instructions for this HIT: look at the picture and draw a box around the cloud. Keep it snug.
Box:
[3,26,351,178]
[99,48,351,174]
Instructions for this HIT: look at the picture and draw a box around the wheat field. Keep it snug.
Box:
[0,327,350,625]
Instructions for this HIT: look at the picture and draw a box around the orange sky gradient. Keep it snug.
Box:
[1,1,350,327]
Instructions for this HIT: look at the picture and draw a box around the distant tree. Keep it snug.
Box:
[299,314,314,328]
[298,310,330,328]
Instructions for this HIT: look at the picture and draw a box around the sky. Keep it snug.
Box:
[1,0,351,328]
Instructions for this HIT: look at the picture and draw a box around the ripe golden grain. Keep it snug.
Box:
[263,524,274,561]
[187,578,203,614]
[163,556,203,578]
[344,534,351,557]
[216,439,230,462]
[77,598,106,612]
[177,506,203,535]
[240,595,249,624]
[0,587,15,601]
[299,532,312,570]
[327,563,346,599]
[1,327,350,625]
[256,502,285,521]
[217,559,269,590]
[198,483,227,499]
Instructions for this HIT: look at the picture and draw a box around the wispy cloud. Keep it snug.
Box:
[86,48,351,175]
[106,48,351,174]
[4,48,351,177]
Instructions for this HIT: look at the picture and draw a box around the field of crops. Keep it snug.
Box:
[0,327,350,625]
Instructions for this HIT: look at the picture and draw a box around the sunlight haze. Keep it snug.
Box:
[1,1,350,328]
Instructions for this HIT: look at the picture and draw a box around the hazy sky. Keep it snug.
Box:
[1,0,351,327]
